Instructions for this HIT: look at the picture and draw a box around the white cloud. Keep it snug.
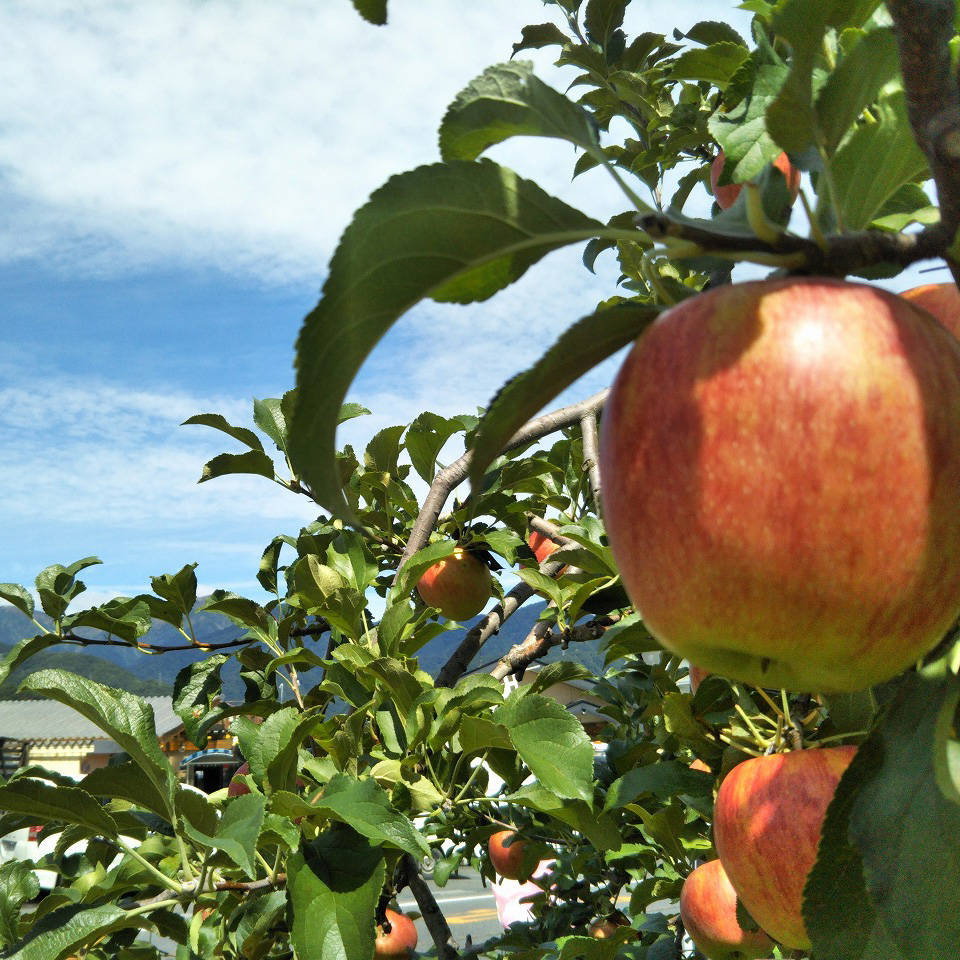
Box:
[0,0,748,284]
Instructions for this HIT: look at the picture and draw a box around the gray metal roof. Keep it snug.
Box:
[0,698,182,742]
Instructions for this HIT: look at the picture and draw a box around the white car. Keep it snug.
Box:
[0,825,65,890]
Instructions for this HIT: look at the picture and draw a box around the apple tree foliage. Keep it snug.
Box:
[2,1,960,958]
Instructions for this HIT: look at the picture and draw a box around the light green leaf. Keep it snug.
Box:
[173,655,228,745]
[0,634,57,687]
[150,563,198,617]
[288,826,385,960]
[508,783,621,851]
[183,792,265,876]
[439,61,603,164]
[20,670,176,817]
[495,693,595,804]
[815,27,900,153]
[63,596,152,642]
[289,159,601,519]
[252,395,289,453]
[35,557,100,621]
[467,302,659,489]
[830,91,929,230]
[670,43,749,88]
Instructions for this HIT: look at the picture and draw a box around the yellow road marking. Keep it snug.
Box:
[444,908,501,926]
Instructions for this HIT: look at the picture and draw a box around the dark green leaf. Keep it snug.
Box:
[364,425,405,474]
[527,661,594,696]
[198,450,276,483]
[289,159,601,519]
[150,563,198,617]
[183,792,265,875]
[288,826,385,960]
[252,396,288,453]
[63,596,153,642]
[181,413,264,452]
[350,0,387,25]
[8,902,138,960]
[468,302,659,489]
[496,693,595,803]
[20,670,176,816]
[173,655,228,744]
[405,412,464,485]
[440,61,602,163]
[681,20,747,46]
[604,761,714,810]
[508,784,621,851]
[35,557,100,621]
[338,401,371,424]
[79,761,172,820]
[0,634,57,686]
[585,0,626,51]
[512,22,569,55]
[0,778,118,837]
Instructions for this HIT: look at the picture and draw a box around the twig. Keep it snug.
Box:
[59,632,256,654]
[579,412,602,516]
[215,873,286,893]
[395,391,609,580]
[400,854,461,960]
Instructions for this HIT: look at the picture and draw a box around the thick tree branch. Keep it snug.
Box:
[395,391,609,580]
[639,214,952,276]
[579,412,602,516]
[886,0,960,283]
[400,853,461,960]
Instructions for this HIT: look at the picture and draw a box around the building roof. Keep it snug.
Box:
[0,698,182,743]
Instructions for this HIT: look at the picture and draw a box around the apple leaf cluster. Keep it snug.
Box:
[2,1,960,959]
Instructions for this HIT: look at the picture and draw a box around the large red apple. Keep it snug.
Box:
[416,546,492,621]
[487,830,531,882]
[710,149,800,210]
[680,859,774,960]
[374,909,418,959]
[600,277,960,692]
[900,282,960,339]
[689,665,709,693]
[713,746,856,949]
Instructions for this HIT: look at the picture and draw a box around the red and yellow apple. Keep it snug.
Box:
[487,830,531,882]
[710,149,800,210]
[900,281,960,339]
[529,530,560,565]
[227,761,251,797]
[600,277,960,692]
[374,909,418,959]
[416,546,492,621]
[713,746,856,949]
[689,665,709,693]
[680,859,774,960]
[588,916,637,940]
[690,758,712,774]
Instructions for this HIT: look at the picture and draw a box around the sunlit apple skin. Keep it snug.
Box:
[680,859,774,960]
[374,909,418,959]
[488,830,531,881]
[900,282,960,339]
[710,149,800,210]
[416,547,492,621]
[600,277,960,692]
[689,665,710,693]
[529,531,560,565]
[713,746,856,949]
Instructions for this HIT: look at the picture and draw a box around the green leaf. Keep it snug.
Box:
[815,27,900,153]
[252,395,288,453]
[0,634,57,686]
[670,43,750,88]
[0,584,34,620]
[527,661,595,696]
[150,563,198,617]
[198,450,276,483]
[249,706,322,794]
[467,302,659,489]
[63,596,153,642]
[661,693,719,756]
[708,60,790,183]
[181,412,265,451]
[364,425,405,474]
[0,862,39,948]
[681,20,747,46]
[512,22,569,55]
[316,774,430,858]
[829,91,929,230]
[288,826,385,960]
[8,902,137,960]
[405,412,464,485]
[439,61,603,163]
[35,557,101,621]
[173,655,228,745]
[183,792,265,875]
[585,0,627,51]
[79,761,173,820]
[508,783,622,851]
[847,672,960,957]
[289,159,601,519]
[803,739,905,958]
[496,693,595,803]
[0,778,119,837]
[338,401,372,424]
[20,670,176,817]
[604,761,714,810]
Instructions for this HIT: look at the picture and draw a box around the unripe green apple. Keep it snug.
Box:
[713,746,856,949]
[600,277,960,692]
[680,859,774,960]
[416,546,492,621]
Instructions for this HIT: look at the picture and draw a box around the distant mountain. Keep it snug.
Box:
[0,598,608,702]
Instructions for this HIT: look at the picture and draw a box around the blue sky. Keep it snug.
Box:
[0,0,930,609]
